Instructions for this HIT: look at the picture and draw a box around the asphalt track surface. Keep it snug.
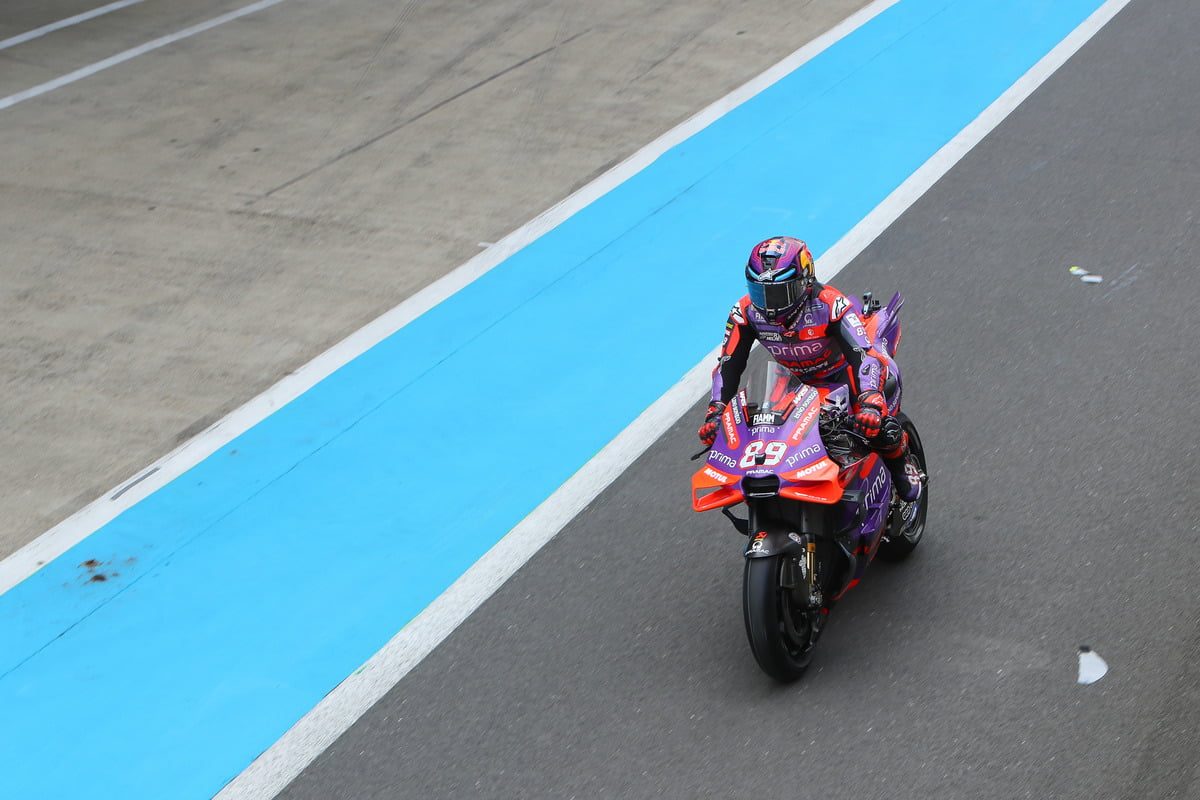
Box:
[282,1,1200,798]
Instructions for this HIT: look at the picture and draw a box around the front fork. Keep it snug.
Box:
[779,535,822,609]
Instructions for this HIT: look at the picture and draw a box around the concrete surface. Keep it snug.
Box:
[0,0,872,559]
[279,1,1200,798]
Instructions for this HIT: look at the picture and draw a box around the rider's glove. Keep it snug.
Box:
[698,402,726,447]
[853,391,887,439]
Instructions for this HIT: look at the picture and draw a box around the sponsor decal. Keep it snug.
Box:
[789,460,828,479]
[752,412,778,426]
[708,449,738,469]
[722,408,740,449]
[788,532,804,544]
[831,295,849,319]
[845,311,867,338]
[749,530,769,554]
[763,341,825,361]
[731,395,745,425]
[730,303,746,325]
[793,385,819,407]
[784,442,822,467]
[864,465,889,505]
[702,467,732,484]
[789,400,820,443]
[758,330,783,342]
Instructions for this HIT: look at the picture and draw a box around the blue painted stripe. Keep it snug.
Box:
[0,1,1106,797]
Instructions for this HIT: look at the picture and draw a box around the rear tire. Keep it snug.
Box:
[743,555,816,682]
[877,413,927,562]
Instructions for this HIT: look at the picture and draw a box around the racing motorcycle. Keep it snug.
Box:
[690,292,927,682]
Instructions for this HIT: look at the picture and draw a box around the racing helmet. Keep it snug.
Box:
[745,236,816,321]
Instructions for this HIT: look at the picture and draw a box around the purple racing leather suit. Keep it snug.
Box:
[710,284,895,412]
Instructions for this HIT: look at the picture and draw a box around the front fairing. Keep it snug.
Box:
[692,384,840,511]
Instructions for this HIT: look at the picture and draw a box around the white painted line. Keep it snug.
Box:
[0,0,288,112]
[215,1,1135,796]
[0,0,901,595]
[0,0,146,51]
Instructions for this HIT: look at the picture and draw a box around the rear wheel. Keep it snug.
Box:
[743,555,820,682]
[878,413,927,562]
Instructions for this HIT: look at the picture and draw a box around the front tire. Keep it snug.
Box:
[743,555,817,682]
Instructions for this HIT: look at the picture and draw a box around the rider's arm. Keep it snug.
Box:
[710,298,755,405]
[822,287,885,401]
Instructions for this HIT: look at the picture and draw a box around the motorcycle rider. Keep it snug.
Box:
[698,236,922,502]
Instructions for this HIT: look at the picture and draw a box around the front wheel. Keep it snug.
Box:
[877,413,928,562]
[743,555,820,682]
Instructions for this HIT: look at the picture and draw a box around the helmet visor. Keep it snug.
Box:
[748,278,805,312]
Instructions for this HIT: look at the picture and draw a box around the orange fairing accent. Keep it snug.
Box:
[779,457,842,504]
[781,458,838,484]
[694,487,744,511]
[850,452,881,479]
[864,313,880,341]
[833,578,860,601]
[692,465,744,511]
[779,485,841,504]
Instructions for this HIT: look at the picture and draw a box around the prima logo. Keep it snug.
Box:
[763,341,824,360]
[865,466,889,505]
[784,443,821,467]
[708,449,737,469]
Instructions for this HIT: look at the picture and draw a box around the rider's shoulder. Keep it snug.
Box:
[730,295,754,324]
[817,284,852,320]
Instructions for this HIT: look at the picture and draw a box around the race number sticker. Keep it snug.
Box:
[739,441,787,468]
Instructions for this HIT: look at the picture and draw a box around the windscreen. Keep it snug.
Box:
[755,361,803,414]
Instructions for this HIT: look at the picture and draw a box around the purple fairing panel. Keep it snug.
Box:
[703,387,826,479]
[854,457,892,574]
[851,291,903,358]
[851,290,905,411]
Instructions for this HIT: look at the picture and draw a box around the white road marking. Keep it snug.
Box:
[0,0,289,112]
[216,1,1134,795]
[0,0,145,51]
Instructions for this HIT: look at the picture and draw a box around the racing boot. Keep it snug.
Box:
[884,452,923,503]
[878,420,921,502]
